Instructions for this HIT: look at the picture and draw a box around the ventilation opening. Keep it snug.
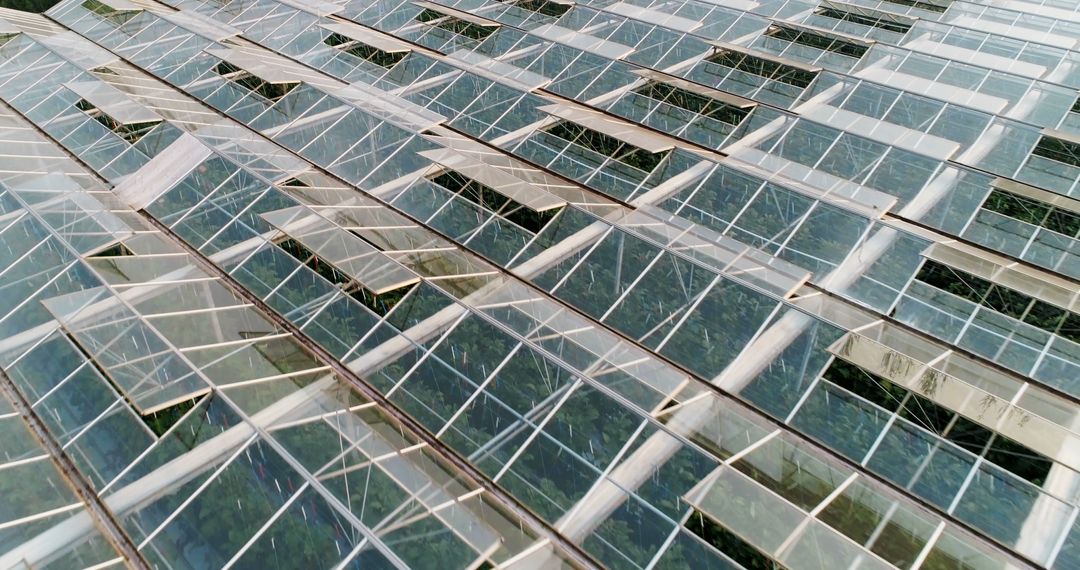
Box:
[143,394,204,437]
[879,0,948,13]
[655,395,681,415]
[1032,134,1080,168]
[632,81,751,126]
[75,99,160,145]
[822,358,907,413]
[89,242,135,257]
[545,120,670,173]
[705,48,817,88]
[914,259,1078,342]
[501,0,570,17]
[90,66,120,76]
[765,25,869,58]
[275,237,416,317]
[822,358,1052,485]
[323,33,408,69]
[80,0,139,24]
[213,61,297,102]
[349,283,414,317]
[59,326,210,437]
[685,510,782,569]
[278,237,350,287]
[428,170,560,234]
[278,177,309,188]
[981,189,1080,239]
[815,8,914,33]
[913,259,994,306]
[415,9,496,41]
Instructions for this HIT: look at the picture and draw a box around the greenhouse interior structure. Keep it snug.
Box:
[0,0,1077,567]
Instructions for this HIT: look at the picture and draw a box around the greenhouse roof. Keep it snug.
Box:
[0,0,1078,567]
